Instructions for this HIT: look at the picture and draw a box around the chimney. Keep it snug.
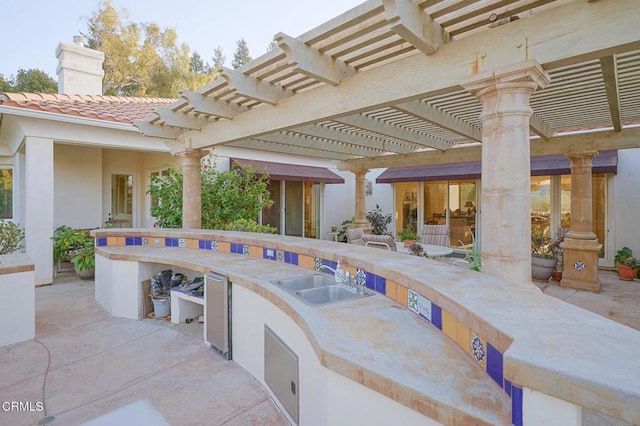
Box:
[55,36,105,95]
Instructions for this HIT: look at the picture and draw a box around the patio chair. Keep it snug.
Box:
[420,224,449,246]
[345,228,397,251]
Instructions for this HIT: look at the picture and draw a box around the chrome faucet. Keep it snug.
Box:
[319,265,350,286]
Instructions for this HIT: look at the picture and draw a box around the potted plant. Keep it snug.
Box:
[71,244,95,280]
[398,227,418,247]
[531,230,558,281]
[365,204,392,235]
[614,247,639,281]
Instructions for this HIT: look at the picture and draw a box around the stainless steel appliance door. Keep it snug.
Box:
[205,272,231,359]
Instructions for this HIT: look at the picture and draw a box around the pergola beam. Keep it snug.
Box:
[395,100,482,141]
[334,113,452,149]
[275,32,354,86]
[153,110,210,130]
[180,91,246,119]
[338,127,640,170]
[249,131,381,158]
[229,139,353,161]
[382,0,447,55]
[220,67,290,105]
[529,113,554,140]
[132,120,184,139]
[293,123,417,154]
[599,55,623,132]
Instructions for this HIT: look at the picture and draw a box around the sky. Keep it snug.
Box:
[0,0,365,79]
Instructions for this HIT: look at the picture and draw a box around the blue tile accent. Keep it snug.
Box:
[263,248,277,261]
[96,237,107,247]
[504,379,512,396]
[321,259,337,271]
[290,253,298,265]
[199,240,212,250]
[125,237,134,246]
[375,276,386,295]
[512,385,523,426]
[134,237,142,245]
[365,272,375,290]
[230,243,242,254]
[165,238,178,247]
[487,343,504,388]
[431,303,442,330]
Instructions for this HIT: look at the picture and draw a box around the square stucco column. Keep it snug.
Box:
[353,169,369,230]
[179,149,208,229]
[25,137,54,285]
[461,61,550,287]
[560,150,602,292]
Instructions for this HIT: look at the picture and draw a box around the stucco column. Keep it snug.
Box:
[353,169,369,230]
[560,150,602,292]
[461,61,550,287]
[178,149,207,229]
[25,137,54,285]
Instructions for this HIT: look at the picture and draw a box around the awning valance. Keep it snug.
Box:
[231,158,345,184]
[376,150,618,184]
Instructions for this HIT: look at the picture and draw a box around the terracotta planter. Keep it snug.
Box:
[617,264,639,281]
[531,254,557,281]
[403,240,416,247]
[550,271,562,282]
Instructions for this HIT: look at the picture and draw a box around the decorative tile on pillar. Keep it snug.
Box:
[471,332,487,369]
[574,261,586,271]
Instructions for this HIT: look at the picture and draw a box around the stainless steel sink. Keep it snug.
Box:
[273,274,335,291]
[272,274,373,307]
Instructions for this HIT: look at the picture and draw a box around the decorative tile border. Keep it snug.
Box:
[406,286,518,418]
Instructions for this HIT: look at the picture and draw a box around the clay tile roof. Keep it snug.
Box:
[0,92,176,124]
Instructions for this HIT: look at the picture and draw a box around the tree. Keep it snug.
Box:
[12,69,58,93]
[211,46,225,75]
[189,51,206,74]
[0,74,12,92]
[231,38,252,69]
[83,0,213,97]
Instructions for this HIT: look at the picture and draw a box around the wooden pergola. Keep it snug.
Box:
[135,0,640,289]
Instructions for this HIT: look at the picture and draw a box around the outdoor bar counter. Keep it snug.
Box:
[92,229,640,426]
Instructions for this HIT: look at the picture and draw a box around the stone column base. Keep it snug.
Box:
[560,238,602,292]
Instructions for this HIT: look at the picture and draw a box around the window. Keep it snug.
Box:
[0,169,13,220]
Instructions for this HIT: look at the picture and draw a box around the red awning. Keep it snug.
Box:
[231,158,345,184]
[376,150,618,183]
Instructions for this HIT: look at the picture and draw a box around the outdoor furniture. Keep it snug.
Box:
[345,228,397,251]
[403,242,453,259]
[421,225,449,246]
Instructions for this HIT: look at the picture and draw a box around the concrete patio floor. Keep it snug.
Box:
[0,272,288,426]
[0,269,638,426]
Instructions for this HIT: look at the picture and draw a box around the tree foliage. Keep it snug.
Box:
[211,46,225,75]
[83,0,214,97]
[232,38,252,69]
[147,155,273,230]
[0,69,58,93]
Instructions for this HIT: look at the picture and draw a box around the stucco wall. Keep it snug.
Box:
[612,148,640,260]
[54,144,102,229]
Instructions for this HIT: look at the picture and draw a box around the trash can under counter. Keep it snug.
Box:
[205,272,231,360]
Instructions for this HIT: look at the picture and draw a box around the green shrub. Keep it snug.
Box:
[0,220,25,255]
[147,156,273,229]
[365,204,392,235]
[70,245,95,271]
[52,226,93,262]
[223,218,277,234]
